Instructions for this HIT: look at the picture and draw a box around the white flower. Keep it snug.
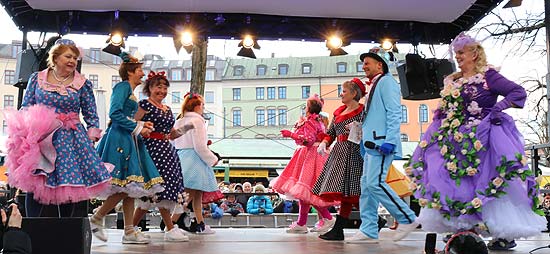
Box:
[453,102,459,107]
[490,189,497,194]
[461,149,468,155]
[466,167,478,176]
[438,135,443,141]
[520,155,528,166]
[419,141,428,148]
[517,168,524,174]
[450,155,455,160]
[419,198,428,207]
[446,162,457,173]
[460,209,467,214]
[471,198,482,209]
[469,132,475,139]
[454,132,464,143]
[432,203,442,210]
[475,158,481,164]
[440,145,448,155]
[474,140,483,151]
[500,172,506,178]
[492,177,504,188]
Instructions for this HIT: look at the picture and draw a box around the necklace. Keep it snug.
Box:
[52,69,72,84]
[148,99,166,111]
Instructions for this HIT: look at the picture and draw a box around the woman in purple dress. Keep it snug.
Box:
[406,32,545,250]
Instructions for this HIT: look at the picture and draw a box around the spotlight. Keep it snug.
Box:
[503,0,522,8]
[237,35,260,59]
[326,35,349,56]
[381,39,393,51]
[110,33,124,46]
[103,32,125,56]
[173,30,194,54]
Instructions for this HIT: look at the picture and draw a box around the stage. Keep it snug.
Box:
[91,228,550,254]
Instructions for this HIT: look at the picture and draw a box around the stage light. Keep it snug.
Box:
[328,36,343,49]
[110,33,124,46]
[103,32,126,56]
[242,35,255,49]
[181,31,193,47]
[326,35,348,56]
[381,39,393,51]
[237,35,260,59]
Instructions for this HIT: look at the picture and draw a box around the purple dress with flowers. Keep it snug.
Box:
[407,67,545,240]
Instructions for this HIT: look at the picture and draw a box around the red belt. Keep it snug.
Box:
[337,135,348,142]
[146,132,170,140]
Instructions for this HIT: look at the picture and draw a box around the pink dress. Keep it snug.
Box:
[271,114,334,207]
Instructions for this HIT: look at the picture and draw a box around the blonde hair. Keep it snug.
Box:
[47,44,80,68]
[343,81,362,101]
[449,42,488,80]
[177,94,204,119]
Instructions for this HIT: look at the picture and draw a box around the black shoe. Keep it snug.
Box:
[377,216,387,232]
[443,234,452,243]
[319,215,346,241]
[487,239,517,250]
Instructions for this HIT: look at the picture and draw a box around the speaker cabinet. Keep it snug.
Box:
[398,54,454,100]
[14,49,39,87]
[22,217,92,254]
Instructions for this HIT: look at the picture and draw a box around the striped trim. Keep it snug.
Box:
[377,155,413,224]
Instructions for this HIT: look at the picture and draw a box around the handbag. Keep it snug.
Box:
[385,164,413,198]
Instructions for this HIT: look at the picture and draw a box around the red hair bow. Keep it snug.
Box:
[147,71,166,81]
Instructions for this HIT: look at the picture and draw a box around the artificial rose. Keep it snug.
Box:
[454,132,464,143]
[440,145,448,155]
[492,177,504,188]
[474,140,483,151]
[466,167,478,176]
[419,198,428,207]
[446,162,457,172]
[471,198,482,209]
[419,141,428,148]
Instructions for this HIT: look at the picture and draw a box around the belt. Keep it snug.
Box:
[337,135,348,142]
[146,132,170,140]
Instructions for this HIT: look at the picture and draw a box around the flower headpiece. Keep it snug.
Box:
[351,78,367,96]
[118,52,141,63]
[55,38,76,46]
[451,32,477,51]
[307,93,324,107]
[147,71,166,81]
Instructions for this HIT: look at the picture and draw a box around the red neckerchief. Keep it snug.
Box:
[366,73,383,86]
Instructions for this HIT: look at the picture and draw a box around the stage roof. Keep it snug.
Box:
[1,0,504,44]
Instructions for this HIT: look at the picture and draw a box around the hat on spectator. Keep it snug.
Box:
[253,184,266,193]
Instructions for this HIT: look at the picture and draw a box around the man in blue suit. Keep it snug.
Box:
[346,47,418,243]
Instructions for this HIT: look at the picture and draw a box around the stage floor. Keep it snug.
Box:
[91,228,550,254]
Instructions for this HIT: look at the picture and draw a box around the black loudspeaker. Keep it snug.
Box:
[398,54,454,100]
[22,217,92,254]
[14,49,39,88]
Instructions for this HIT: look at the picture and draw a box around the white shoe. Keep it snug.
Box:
[122,231,151,244]
[134,226,151,239]
[309,219,325,232]
[196,224,216,235]
[392,221,419,241]
[286,222,308,234]
[345,231,379,244]
[316,217,336,234]
[164,227,190,242]
[90,218,107,242]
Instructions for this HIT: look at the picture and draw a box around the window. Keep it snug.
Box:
[232,109,241,126]
[278,109,287,125]
[256,87,265,100]
[278,87,287,99]
[356,62,364,72]
[278,64,288,75]
[111,75,121,86]
[11,44,22,58]
[89,74,99,89]
[401,105,408,123]
[257,65,267,76]
[186,69,192,81]
[256,109,265,126]
[401,134,409,142]
[172,92,181,104]
[302,64,312,74]
[267,109,276,126]
[205,91,215,103]
[139,92,147,100]
[267,87,275,100]
[234,66,244,76]
[4,70,15,84]
[90,49,100,63]
[144,60,153,68]
[3,95,14,108]
[337,84,342,96]
[204,113,214,126]
[2,120,6,135]
[162,61,170,68]
[419,104,429,123]
[337,62,347,73]
[113,56,122,65]
[301,86,310,99]
[232,88,241,101]
[171,69,183,81]
[205,69,215,81]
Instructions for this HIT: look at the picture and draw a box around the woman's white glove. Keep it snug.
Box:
[317,142,328,155]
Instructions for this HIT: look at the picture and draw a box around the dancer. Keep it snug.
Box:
[271,94,335,234]
[174,93,224,234]
[5,38,111,217]
[406,32,545,250]
[131,71,188,242]
[91,52,164,244]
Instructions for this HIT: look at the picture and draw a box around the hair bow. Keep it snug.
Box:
[184,92,200,99]
[147,71,166,81]
[55,38,76,46]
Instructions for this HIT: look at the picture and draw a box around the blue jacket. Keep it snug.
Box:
[246,195,274,215]
[361,73,403,157]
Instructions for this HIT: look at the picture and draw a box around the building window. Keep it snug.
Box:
[3,95,14,108]
[267,87,275,100]
[401,134,409,142]
[4,70,15,84]
[278,64,289,75]
[337,62,347,73]
[186,69,192,81]
[232,88,241,101]
[2,120,6,135]
[162,61,170,68]
[256,109,265,126]
[144,60,153,68]
[111,75,121,86]
[419,104,429,123]
[356,62,364,72]
[301,86,310,99]
[278,109,287,125]
[401,105,408,123]
[278,87,287,99]
[171,69,183,81]
[302,64,312,74]
[11,44,22,58]
[234,66,244,76]
[205,69,215,81]
[337,84,342,96]
[89,74,99,89]
[139,92,147,100]
[257,65,267,76]
[172,92,181,104]
[113,56,122,65]
[256,87,265,100]
[232,109,241,126]
[204,113,214,126]
[267,109,276,126]
[205,91,215,103]
[90,49,100,63]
